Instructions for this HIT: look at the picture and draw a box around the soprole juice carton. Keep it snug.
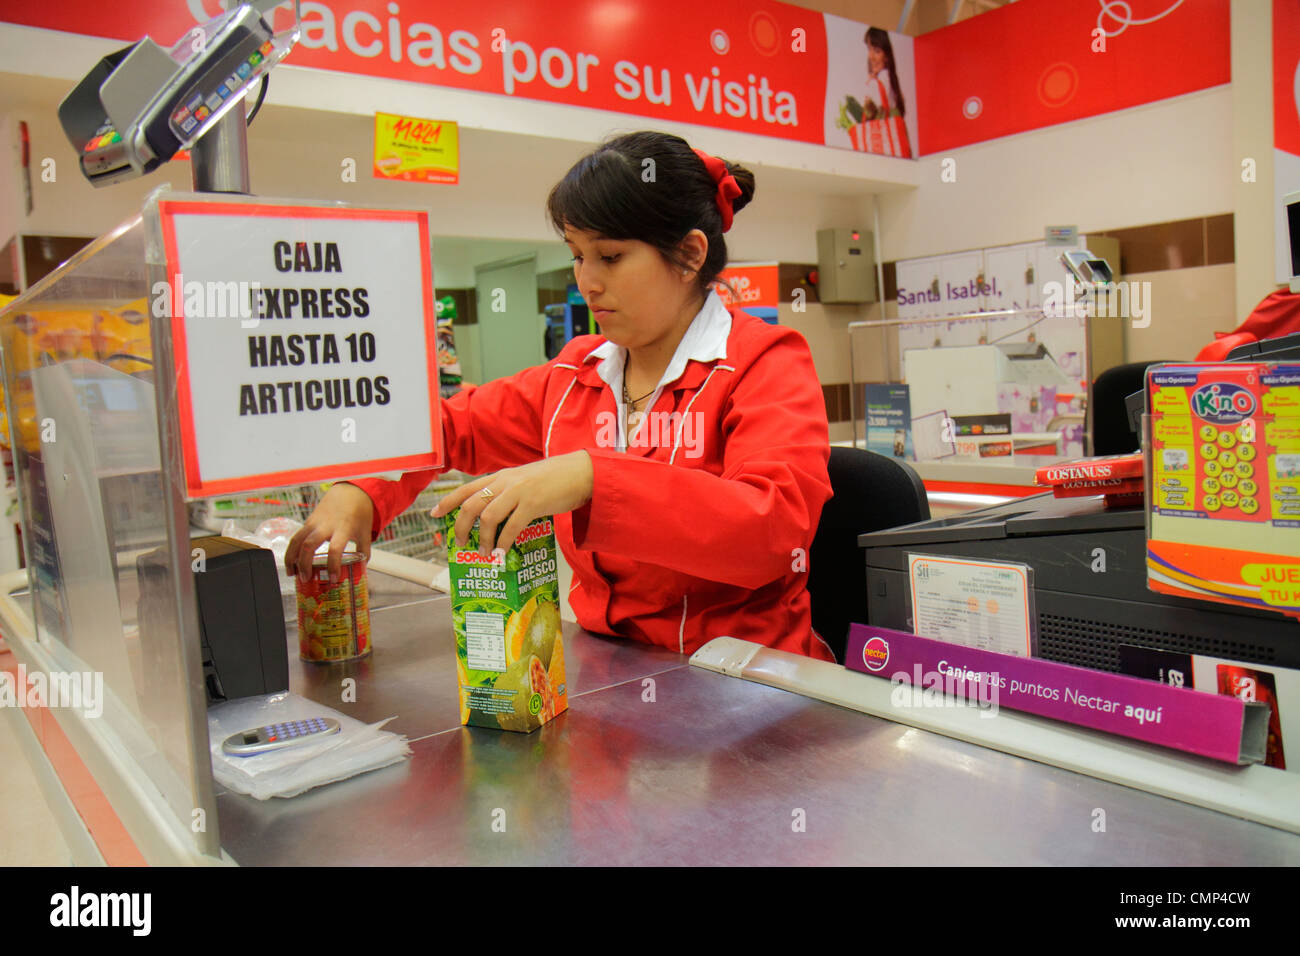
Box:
[443,507,567,732]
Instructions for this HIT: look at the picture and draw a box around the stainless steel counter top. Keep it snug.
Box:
[284,593,684,739]
[216,573,1300,865]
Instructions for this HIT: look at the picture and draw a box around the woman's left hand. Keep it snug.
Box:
[431,450,595,556]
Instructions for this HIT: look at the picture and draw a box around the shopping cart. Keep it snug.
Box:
[189,474,470,562]
[189,486,323,531]
[372,480,463,561]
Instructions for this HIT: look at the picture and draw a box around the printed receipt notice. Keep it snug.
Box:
[907,554,1034,656]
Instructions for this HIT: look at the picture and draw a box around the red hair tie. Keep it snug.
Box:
[693,148,742,232]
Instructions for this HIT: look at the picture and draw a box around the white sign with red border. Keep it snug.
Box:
[157,199,441,496]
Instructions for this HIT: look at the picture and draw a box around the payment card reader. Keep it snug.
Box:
[58,1,301,187]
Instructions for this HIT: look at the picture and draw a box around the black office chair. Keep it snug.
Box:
[1091,360,1173,455]
[808,446,930,663]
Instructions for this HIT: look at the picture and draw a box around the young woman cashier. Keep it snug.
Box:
[286,131,836,661]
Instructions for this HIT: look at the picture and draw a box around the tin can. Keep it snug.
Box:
[297,553,371,662]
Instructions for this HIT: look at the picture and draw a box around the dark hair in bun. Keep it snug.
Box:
[547,131,756,295]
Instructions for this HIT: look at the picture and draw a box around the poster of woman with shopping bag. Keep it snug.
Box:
[835,27,913,159]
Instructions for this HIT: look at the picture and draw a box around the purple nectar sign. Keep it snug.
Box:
[845,624,1267,766]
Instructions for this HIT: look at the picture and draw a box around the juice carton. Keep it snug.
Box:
[443,507,567,731]
[1146,362,1300,619]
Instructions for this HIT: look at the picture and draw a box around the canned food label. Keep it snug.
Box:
[298,557,371,662]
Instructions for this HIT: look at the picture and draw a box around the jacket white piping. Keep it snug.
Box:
[669,364,733,464]
[545,373,580,457]
[678,594,688,654]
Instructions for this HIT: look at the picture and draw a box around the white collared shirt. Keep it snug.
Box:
[584,289,732,451]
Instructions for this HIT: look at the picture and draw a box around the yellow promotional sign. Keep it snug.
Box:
[373,112,459,184]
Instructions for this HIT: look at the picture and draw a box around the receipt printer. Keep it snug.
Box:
[138,536,288,704]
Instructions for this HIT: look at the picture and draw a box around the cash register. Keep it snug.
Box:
[866,324,1300,673]
[860,491,1299,673]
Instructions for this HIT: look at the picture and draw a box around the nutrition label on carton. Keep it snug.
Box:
[464,612,507,671]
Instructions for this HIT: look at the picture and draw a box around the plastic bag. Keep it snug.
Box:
[208,692,410,800]
[221,518,304,595]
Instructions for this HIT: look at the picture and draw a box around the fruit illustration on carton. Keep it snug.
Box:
[444,507,566,732]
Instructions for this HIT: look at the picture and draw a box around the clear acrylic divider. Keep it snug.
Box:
[0,190,221,861]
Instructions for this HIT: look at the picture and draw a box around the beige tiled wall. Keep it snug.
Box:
[1123,264,1239,365]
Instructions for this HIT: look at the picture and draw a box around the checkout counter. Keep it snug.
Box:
[2,0,1297,867]
[13,559,1289,866]
[2,216,1297,863]
[4,530,1300,865]
[2,221,1296,866]
[833,439,1055,515]
[229,571,1300,865]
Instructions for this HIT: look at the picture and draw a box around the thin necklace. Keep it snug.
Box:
[622,355,655,409]
[622,364,654,443]
[622,380,656,408]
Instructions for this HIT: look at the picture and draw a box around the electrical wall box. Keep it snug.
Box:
[817,228,877,303]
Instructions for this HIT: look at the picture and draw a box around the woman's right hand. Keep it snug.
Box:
[284,482,375,584]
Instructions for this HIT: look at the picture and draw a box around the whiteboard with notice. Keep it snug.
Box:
[156,199,442,496]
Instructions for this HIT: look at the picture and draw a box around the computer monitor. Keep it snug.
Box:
[1287,189,1300,294]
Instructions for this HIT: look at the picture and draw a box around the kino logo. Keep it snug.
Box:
[1192,383,1256,423]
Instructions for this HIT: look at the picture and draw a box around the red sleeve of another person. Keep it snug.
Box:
[1196,290,1300,361]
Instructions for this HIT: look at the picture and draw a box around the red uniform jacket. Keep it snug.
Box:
[1195,290,1300,361]
[349,304,835,661]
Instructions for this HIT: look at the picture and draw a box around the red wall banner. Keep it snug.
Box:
[0,0,1239,157]
[1275,0,1300,158]
[0,0,922,158]
[1274,0,1300,284]
[914,0,1231,154]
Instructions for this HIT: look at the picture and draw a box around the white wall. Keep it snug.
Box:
[874,86,1248,363]
[1124,264,1238,364]
[0,115,25,254]
[876,87,1236,262]
[1232,0,1281,317]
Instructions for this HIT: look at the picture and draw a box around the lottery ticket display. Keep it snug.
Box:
[1147,363,1300,619]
